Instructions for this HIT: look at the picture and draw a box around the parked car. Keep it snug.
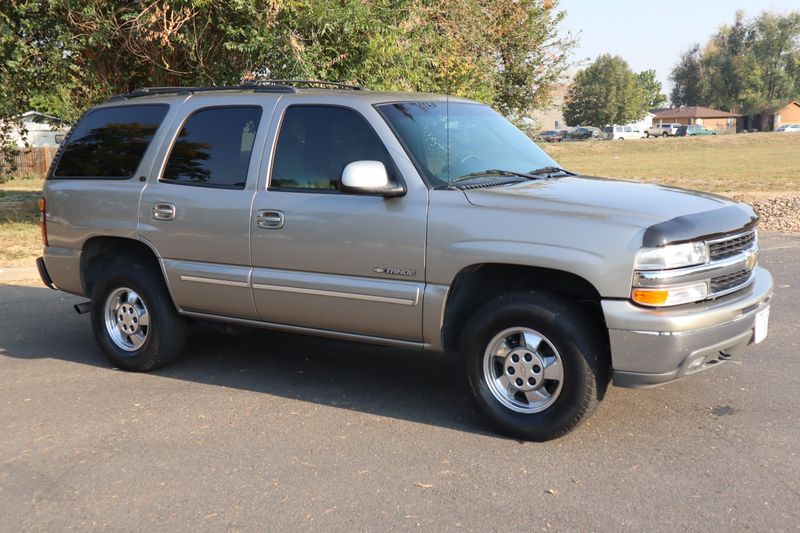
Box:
[566,126,601,140]
[776,123,800,133]
[38,81,772,441]
[602,124,645,140]
[539,130,564,142]
[676,125,718,136]
[645,123,682,138]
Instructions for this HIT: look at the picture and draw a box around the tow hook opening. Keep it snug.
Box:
[74,301,91,314]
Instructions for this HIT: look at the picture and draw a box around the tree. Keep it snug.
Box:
[669,44,706,107]
[636,69,667,109]
[562,54,648,127]
[0,1,65,178]
[0,0,575,168]
[743,11,800,122]
[701,11,751,111]
[669,9,800,115]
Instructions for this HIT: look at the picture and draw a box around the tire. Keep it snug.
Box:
[644,132,650,138]
[461,291,607,441]
[662,132,669,138]
[617,137,624,141]
[90,262,187,371]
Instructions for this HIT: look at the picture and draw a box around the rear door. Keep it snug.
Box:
[139,96,276,319]
[44,103,174,296]
[249,99,428,341]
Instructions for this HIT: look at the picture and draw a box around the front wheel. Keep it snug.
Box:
[644,132,650,138]
[461,292,607,441]
[90,262,187,371]
[662,132,669,138]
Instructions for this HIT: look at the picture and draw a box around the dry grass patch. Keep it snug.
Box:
[1,176,44,267]
[543,132,800,195]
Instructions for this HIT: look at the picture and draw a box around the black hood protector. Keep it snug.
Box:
[642,204,758,247]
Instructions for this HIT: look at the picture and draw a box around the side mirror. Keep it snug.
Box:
[340,160,405,197]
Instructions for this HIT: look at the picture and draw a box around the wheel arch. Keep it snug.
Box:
[440,263,609,355]
[80,236,172,302]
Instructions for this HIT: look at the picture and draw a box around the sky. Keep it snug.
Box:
[557,0,800,92]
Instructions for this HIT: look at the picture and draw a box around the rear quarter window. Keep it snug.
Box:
[51,104,169,179]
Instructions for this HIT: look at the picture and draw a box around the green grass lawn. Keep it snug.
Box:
[542,132,800,195]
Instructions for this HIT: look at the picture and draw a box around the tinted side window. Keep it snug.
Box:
[624,126,632,132]
[161,106,262,189]
[53,105,168,178]
[271,106,393,191]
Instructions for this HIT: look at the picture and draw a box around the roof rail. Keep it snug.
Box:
[107,84,297,101]
[242,79,366,91]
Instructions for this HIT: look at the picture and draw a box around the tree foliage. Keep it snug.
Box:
[636,69,667,109]
[562,54,652,127]
[669,9,800,117]
[0,0,575,162]
[669,44,707,107]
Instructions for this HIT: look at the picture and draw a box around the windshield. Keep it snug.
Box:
[377,102,557,187]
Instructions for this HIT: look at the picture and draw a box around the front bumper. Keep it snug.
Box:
[603,267,773,388]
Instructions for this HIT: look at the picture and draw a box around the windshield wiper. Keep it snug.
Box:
[449,168,540,185]
[527,166,572,176]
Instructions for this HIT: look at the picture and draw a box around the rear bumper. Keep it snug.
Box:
[603,267,773,388]
[36,256,57,290]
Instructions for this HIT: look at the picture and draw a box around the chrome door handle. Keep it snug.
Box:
[256,209,284,229]
[152,203,176,221]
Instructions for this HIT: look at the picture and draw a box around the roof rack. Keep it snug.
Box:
[107,84,297,101]
[107,79,365,101]
[242,79,366,91]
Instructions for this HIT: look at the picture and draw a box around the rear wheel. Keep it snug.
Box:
[617,137,624,141]
[461,292,607,441]
[90,262,187,371]
[662,132,669,138]
[644,132,650,138]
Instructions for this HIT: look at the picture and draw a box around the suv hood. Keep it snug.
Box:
[462,176,756,245]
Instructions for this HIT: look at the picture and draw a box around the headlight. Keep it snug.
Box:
[634,242,709,270]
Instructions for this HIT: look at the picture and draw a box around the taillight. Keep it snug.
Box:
[39,196,48,247]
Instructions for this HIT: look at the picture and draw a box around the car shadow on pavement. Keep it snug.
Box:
[0,283,490,436]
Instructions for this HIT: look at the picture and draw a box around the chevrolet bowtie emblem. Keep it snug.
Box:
[746,251,758,270]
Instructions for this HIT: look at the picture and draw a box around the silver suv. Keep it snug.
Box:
[37,81,773,441]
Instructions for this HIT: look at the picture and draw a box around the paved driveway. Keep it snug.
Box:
[1,233,798,531]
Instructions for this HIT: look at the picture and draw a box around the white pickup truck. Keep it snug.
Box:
[645,123,682,138]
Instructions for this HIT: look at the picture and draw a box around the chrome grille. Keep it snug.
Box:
[710,269,752,295]
[708,231,756,260]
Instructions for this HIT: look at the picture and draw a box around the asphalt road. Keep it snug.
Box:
[1,233,799,532]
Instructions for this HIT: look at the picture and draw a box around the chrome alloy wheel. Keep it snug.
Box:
[104,287,150,352]
[482,327,564,413]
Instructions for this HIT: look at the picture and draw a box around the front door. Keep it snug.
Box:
[250,102,428,341]
[139,98,274,319]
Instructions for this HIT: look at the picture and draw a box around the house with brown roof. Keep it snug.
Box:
[651,106,740,134]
